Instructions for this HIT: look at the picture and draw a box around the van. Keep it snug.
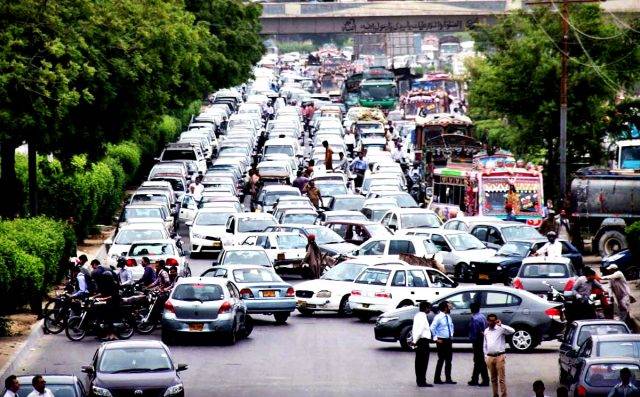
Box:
[158,142,207,174]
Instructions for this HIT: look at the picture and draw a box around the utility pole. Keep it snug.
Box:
[526,0,603,204]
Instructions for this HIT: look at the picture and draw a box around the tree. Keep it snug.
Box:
[467,6,640,200]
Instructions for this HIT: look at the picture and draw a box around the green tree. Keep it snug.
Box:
[467,6,640,200]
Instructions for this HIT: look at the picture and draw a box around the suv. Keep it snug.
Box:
[158,142,207,174]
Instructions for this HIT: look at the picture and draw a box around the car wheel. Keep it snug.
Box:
[224,322,237,345]
[297,307,315,316]
[338,296,351,316]
[242,315,254,338]
[454,263,469,282]
[399,325,413,351]
[509,327,537,352]
[397,300,413,308]
[65,316,86,341]
[274,313,289,324]
[598,230,627,257]
[161,330,175,345]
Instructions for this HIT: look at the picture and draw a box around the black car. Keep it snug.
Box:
[82,340,187,397]
[601,249,638,280]
[471,239,583,284]
[374,285,565,352]
[17,375,86,397]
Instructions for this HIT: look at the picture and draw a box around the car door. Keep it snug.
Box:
[430,234,454,273]
[425,268,457,301]
[471,226,488,243]
[179,195,198,222]
[481,291,521,325]
[407,269,438,302]
[569,339,593,381]
[227,282,245,328]
[443,290,481,341]
[389,270,408,305]
[559,323,578,373]
[487,227,505,245]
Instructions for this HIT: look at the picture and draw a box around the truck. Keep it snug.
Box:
[570,139,640,257]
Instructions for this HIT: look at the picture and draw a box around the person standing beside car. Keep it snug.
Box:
[411,301,433,388]
[608,367,640,397]
[484,313,515,397]
[430,301,455,384]
[601,264,635,323]
[3,375,19,397]
[468,302,489,387]
[26,376,54,397]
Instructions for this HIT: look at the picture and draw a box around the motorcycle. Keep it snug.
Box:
[65,297,136,341]
[133,289,168,335]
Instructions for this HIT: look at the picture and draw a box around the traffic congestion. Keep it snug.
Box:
[8,47,640,397]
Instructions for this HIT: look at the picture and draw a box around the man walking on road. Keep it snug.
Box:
[484,313,515,397]
[468,302,489,386]
[3,375,19,397]
[411,301,433,388]
[430,301,455,384]
[323,140,333,170]
[602,264,635,323]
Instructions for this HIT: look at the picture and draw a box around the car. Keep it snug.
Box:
[370,191,419,208]
[116,203,174,235]
[321,210,368,224]
[105,223,170,267]
[512,256,577,297]
[255,185,301,213]
[348,263,458,321]
[400,229,496,280]
[161,277,252,344]
[129,191,174,217]
[350,235,443,268]
[325,221,392,245]
[124,239,188,280]
[224,213,278,245]
[361,198,399,222]
[559,319,631,383]
[81,340,188,397]
[241,232,307,270]
[325,194,366,212]
[256,160,295,184]
[272,200,315,221]
[16,375,86,397]
[374,285,566,352]
[469,221,543,247]
[379,208,441,232]
[218,246,273,267]
[201,265,296,323]
[314,179,349,198]
[442,216,504,232]
[471,239,584,285]
[264,224,358,258]
[276,208,318,225]
[158,142,207,173]
[566,357,640,397]
[601,249,638,280]
[188,208,238,257]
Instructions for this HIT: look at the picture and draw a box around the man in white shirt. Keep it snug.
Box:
[410,301,433,388]
[535,231,563,257]
[26,375,54,397]
[189,175,204,202]
[483,314,515,397]
[3,375,19,397]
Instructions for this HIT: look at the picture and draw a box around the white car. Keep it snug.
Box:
[241,232,307,269]
[350,235,444,270]
[294,257,407,315]
[400,228,497,279]
[188,208,239,257]
[124,239,188,280]
[105,223,170,266]
[379,208,442,233]
[348,263,458,320]
[276,208,318,225]
[224,213,278,245]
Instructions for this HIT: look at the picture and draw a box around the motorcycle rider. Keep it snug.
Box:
[69,265,89,299]
[535,231,563,257]
[137,257,157,287]
[115,257,133,286]
[93,260,120,341]
[571,267,604,320]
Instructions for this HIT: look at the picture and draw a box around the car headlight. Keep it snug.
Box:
[191,233,205,240]
[378,316,398,324]
[92,386,113,397]
[164,383,184,396]
[316,290,331,298]
[496,265,502,271]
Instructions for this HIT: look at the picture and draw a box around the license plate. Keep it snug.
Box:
[189,323,204,331]
[479,274,489,280]
[262,290,276,298]
[362,304,370,308]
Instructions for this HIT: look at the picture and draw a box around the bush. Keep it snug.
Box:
[0,234,45,314]
[105,141,142,179]
[180,100,203,127]
[626,221,640,257]
[157,115,182,143]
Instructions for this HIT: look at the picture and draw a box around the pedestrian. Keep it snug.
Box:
[116,257,133,286]
[484,313,515,397]
[556,386,569,397]
[219,116,228,135]
[430,301,455,384]
[411,301,433,388]
[323,140,334,170]
[602,264,636,323]
[608,367,640,397]
[248,169,261,211]
[349,152,368,189]
[333,152,348,174]
[468,302,489,386]
[555,209,572,242]
[3,375,19,397]
[533,380,550,397]
[303,180,323,209]
[344,130,355,157]
[26,375,54,397]
[189,174,204,202]
[505,204,516,221]
[292,170,309,193]
[303,234,323,279]
[535,231,563,257]
[306,159,315,176]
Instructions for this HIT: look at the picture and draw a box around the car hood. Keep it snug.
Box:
[452,248,496,262]
[473,255,523,266]
[319,242,358,255]
[296,278,352,291]
[95,371,179,389]
[379,304,419,320]
[191,225,226,235]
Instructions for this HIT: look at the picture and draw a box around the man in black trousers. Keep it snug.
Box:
[468,302,489,386]
[411,301,433,387]
[430,301,455,384]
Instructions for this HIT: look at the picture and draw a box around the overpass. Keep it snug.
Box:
[259,0,640,35]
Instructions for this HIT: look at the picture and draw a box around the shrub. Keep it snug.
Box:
[157,115,182,143]
[105,141,142,179]
[180,100,203,127]
[0,235,45,314]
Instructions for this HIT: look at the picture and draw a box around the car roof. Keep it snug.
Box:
[408,228,464,235]
[325,220,379,226]
[388,208,436,214]
[262,185,299,192]
[118,222,166,231]
[282,208,317,214]
[580,356,640,365]
[572,319,630,327]
[102,339,166,350]
[223,246,269,252]
[342,257,410,266]
[174,276,228,287]
[521,256,571,265]
[363,262,425,271]
[196,207,237,214]
[325,210,365,215]
[590,334,640,343]
[232,213,275,220]
[129,239,175,245]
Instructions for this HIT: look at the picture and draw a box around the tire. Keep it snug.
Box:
[598,230,627,257]
[135,308,155,335]
[399,325,413,351]
[116,319,135,340]
[274,313,289,324]
[65,316,86,341]
[297,307,315,316]
[242,315,254,338]
[338,295,351,316]
[43,301,66,335]
[224,325,237,345]
[509,327,538,353]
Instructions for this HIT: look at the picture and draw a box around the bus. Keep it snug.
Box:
[358,67,398,110]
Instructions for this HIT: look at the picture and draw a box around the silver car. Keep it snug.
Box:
[161,277,252,345]
[513,256,577,296]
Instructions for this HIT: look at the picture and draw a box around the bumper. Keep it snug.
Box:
[190,237,223,255]
[348,301,391,314]
[273,259,304,269]
[244,298,296,314]
[374,324,400,342]
[161,314,234,334]
[472,265,506,284]
[296,297,341,312]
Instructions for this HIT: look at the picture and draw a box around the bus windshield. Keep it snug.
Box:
[361,84,395,100]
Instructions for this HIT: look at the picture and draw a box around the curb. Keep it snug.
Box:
[0,320,44,381]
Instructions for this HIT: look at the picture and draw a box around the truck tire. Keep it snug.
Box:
[598,230,627,257]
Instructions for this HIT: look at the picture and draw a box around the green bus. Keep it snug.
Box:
[358,68,397,110]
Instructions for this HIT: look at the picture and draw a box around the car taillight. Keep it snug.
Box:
[126,259,137,267]
[545,307,562,321]
[374,291,392,299]
[239,288,254,299]
[286,287,295,297]
[351,290,361,296]
[164,300,175,313]
[218,301,232,314]
[576,385,587,397]
[166,258,179,266]
[512,277,524,289]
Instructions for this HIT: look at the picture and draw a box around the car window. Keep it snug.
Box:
[444,221,458,230]
[391,270,406,286]
[597,341,640,358]
[228,282,240,298]
[426,269,455,288]
[388,240,416,255]
[430,234,450,251]
[521,263,569,278]
[484,292,521,307]
[173,284,224,301]
[381,212,392,226]
[355,268,391,285]
[233,268,281,283]
[17,385,77,397]
[98,347,173,373]
[564,324,576,345]
[458,222,467,231]
[487,227,503,245]
[330,224,348,238]
[585,364,640,388]
[472,226,488,242]
[359,240,386,256]
[446,291,480,310]
[577,324,630,346]
[408,270,428,287]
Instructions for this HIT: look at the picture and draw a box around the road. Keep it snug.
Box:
[11,256,563,397]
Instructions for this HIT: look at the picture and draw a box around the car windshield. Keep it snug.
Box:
[264,192,299,206]
[316,183,348,197]
[367,208,391,222]
[355,269,390,285]
[284,214,317,224]
[173,283,224,301]
[586,364,640,387]
[391,193,418,207]
[114,230,164,245]
[162,150,197,161]
[501,226,542,241]
[598,341,640,358]
[129,243,174,256]
[367,224,392,236]
[233,268,282,283]
[322,262,367,281]
[131,194,169,206]
[332,197,365,211]
[123,207,163,221]
[497,242,530,257]
[98,348,173,373]
[520,263,569,278]
[400,213,441,229]
[152,178,185,192]
[447,233,486,251]
[276,234,307,249]
[327,214,366,222]
[238,219,276,233]
[195,212,231,226]
[223,251,271,266]
[265,145,294,156]
[219,147,247,155]
[304,226,343,245]
[578,324,630,346]
[17,385,76,397]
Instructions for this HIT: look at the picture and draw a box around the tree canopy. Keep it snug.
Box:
[467,5,640,199]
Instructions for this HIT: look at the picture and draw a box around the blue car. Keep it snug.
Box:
[201,265,296,323]
[601,249,638,280]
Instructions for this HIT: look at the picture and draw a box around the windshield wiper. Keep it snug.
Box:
[111,368,153,374]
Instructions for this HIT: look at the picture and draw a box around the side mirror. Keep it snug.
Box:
[176,363,189,372]
[388,224,397,232]
[81,365,94,374]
